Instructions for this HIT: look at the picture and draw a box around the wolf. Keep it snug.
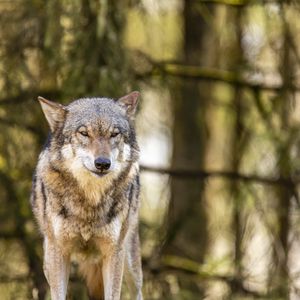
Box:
[30,92,143,300]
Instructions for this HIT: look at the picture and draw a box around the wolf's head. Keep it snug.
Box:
[38,92,139,181]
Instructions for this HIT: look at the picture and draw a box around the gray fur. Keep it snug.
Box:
[31,92,143,300]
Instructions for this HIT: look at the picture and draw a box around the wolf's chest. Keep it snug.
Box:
[60,196,125,240]
[54,213,123,256]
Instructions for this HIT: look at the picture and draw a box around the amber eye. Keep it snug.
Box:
[111,131,120,138]
[79,130,89,136]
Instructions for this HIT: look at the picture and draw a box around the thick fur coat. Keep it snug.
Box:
[31,92,143,300]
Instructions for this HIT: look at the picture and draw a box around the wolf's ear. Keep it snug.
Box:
[38,96,67,132]
[117,91,140,117]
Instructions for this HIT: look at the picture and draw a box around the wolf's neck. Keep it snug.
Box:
[73,170,115,205]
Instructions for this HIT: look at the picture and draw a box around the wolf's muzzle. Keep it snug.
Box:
[94,157,111,171]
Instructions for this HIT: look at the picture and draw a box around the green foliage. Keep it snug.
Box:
[1,0,300,299]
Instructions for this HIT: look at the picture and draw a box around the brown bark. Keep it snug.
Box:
[164,1,216,263]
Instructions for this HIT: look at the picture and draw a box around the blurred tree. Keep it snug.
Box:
[1,0,300,299]
[269,8,295,296]
[163,0,216,284]
[230,7,247,294]
[0,0,134,298]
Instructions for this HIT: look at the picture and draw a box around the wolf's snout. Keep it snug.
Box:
[94,157,111,171]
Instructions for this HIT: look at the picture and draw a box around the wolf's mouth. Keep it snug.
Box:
[82,162,110,178]
[90,170,109,177]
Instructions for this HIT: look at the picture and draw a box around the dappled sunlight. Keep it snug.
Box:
[1,0,300,299]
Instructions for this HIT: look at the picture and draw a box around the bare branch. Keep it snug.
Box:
[197,0,283,7]
[140,164,297,186]
[133,53,300,92]
[0,275,31,283]
[0,89,61,106]
[144,255,269,298]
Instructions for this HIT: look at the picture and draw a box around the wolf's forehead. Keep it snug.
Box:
[67,97,120,112]
[65,97,128,130]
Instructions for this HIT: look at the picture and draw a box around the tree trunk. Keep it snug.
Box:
[270,10,295,296]
[164,0,216,263]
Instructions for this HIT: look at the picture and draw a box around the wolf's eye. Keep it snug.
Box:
[78,126,89,137]
[111,131,119,138]
[79,130,89,137]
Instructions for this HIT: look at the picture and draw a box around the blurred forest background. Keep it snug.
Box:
[1,0,300,299]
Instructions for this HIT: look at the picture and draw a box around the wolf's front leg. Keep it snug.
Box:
[43,237,70,300]
[102,246,125,300]
[124,226,143,300]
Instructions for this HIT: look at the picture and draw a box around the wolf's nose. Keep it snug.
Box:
[94,157,111,171]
